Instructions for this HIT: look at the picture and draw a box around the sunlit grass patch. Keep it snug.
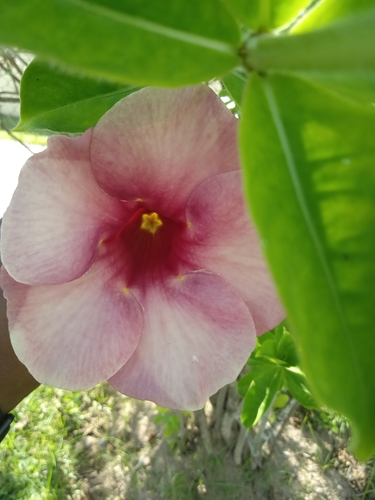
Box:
[0,384,117,500]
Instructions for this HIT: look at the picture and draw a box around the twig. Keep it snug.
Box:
[0,97,20,103]
[0,114,33,153]
[265,398,300,458]
[195,409,213,455]
[233,424,247,465]
[2,50,24,77]
[212,386,227,440]
[271,398,299,440]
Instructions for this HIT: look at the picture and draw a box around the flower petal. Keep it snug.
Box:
[109,271,255,410]
[0,259,143,390]
[185,171,284,335]
[1,130,128,286]
[91,86,239,219]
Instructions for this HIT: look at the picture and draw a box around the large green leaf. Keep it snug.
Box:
[292,0,375,32]
[240,72,375,460]
[15,59,141,134]
[256,339,277,359]
[221,0,310,30]
[246,8,375,102]
[0,0,240,86]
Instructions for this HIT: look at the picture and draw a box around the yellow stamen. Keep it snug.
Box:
[141,212,163,235]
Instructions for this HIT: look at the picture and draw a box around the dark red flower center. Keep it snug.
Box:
[103,207,189,289]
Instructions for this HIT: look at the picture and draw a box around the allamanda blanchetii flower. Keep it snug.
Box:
[0,85,284,410]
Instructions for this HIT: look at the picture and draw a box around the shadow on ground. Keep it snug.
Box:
[72,385,368,500]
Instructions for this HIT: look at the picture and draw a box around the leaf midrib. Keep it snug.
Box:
[66,0,237,55]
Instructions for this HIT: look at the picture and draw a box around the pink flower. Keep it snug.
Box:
[0,86,283,410]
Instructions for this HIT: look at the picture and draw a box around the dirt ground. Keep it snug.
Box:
[72,389,372,500]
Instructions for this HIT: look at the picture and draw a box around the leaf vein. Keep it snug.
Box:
[66,0,236,55]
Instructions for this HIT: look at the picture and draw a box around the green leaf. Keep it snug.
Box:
[257,330,275,345]
[274,393,290,409]
[241,365,283,428]
[238,369,255,398]
[240,72,375,459]
[222,69,247,109]
[246,8,375,102]
[221,0,310,30]
[238,361,276,397]
[247,355,278,369]
[277,330,299,366]
[292,0,375,33]
[154,413,180,438]
[238,364,269,397]
[0,0,240,86]
[274,321,286,345]
[164,416,180,438]
[285,367,316,409]
[15,59,141,134]
[257,339,277,358]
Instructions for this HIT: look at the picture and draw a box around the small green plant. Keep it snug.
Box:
[303,406,350,438]
[238,323,315,430]
[154,407,190,451]
[0,385,89,500]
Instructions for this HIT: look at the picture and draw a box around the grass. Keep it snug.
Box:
[1,385,374,500]
[0,384,261,500]
[362,459,375,499]
[0,384,119,500]
[297,406,375,498]
[304,406,351,437]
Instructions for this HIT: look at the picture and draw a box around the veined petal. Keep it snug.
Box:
[0,259,143,390]
[1,130,128,286]
[109,271,255,410]
[91,86,239,219]
[185,171,284,335]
